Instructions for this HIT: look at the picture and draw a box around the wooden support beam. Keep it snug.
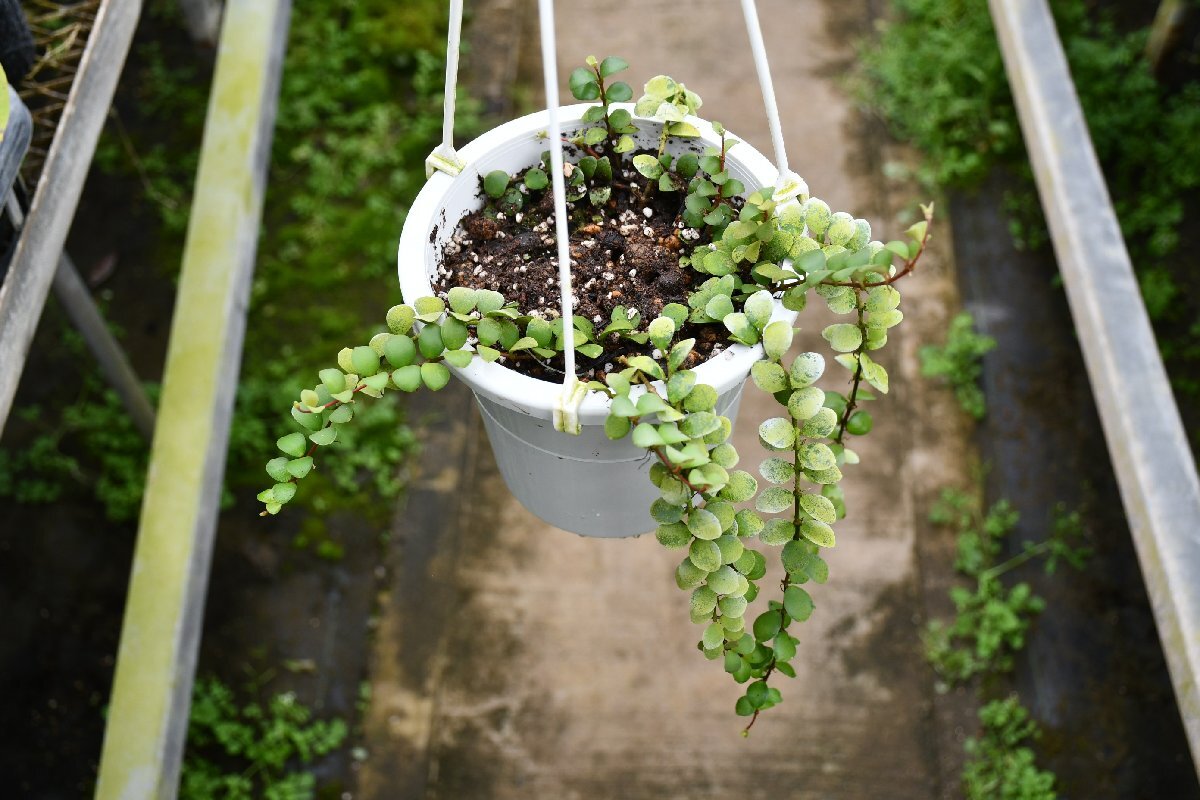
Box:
[4,193,157,440]
[177,0,223,46]
[990,0,1200,777]
[53,251,157,440]
[0,0,142,437]
[1147,0,1191,76]
[93,1,292,797]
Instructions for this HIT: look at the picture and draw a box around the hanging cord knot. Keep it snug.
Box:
[773,169,809,204]
[553,375,588,434]
[425,143,466,178]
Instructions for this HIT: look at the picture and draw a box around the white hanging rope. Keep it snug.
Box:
[428,0,802,433]
[538,0,586,434]
[426,0,466,177]
[740,0,807,202]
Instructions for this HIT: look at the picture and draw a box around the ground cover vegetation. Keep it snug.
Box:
[861,0,1200,422]
[926,485,1090,798]
[919,311,996,419]
[1,0,465,527]
[1,0,463,793]
[181,676,348,800]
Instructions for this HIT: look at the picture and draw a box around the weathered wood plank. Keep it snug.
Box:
[93,1,292,797]
[0,0,142,436]
[991,0,1200,776]
[4,193,156,440]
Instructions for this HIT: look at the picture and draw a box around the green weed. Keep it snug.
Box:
[181,676,347,800]
[919,312,996,419]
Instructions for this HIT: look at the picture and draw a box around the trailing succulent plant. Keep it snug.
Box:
[260,57,931,731]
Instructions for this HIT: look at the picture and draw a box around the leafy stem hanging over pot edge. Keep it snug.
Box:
[258,56,933,732]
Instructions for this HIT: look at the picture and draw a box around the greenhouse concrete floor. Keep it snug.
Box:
[356,1,976,797]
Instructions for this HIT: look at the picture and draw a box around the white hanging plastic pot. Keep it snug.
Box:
[398,103,798,537]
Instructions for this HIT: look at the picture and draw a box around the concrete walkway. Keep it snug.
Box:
[358,1,974,797]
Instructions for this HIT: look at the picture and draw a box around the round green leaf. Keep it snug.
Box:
[715,534,744,565]
[318,368,346,394]
[675,558,709,590]
[789,352,825,387]
[391,365,422,392]
[723,312,759,345]
[759,518,794,546]
[781,539,810,573]
[788,386,826,420]
[758,457,794,485]
[799,442,836,471]
[783,586,814,621]
[800,517,836,548]
[804,198,832,237]
[706,500,736,531]
[773,633,798,661]
[719,470,758,503]
[689,538,723,572]
[523,168,549,191]
[656,522,691,549]
[336,347,355,373]
[860,354,890,394]
[605,414,631,440]
[286,457,314,479]
[386,305,416,335]
[826,212,856,247]
[706,565,740,595]
[651,497,683,523]
[418,325,445,359]
[351,346,380,377]
[265,457,290,483]
[277,432,307,458]
[384,336,416,368]
[440,317,469,351]
[817,285,858,314]
[751,361,789,393]
[800,407,838,438]
[758,417,796,451]
[743,290,774,331]
[702,623,724,651]
[866,285,900,313]
[753,611,781,642]
[822,323,863,353]
[420,362,451,391]
[684,384,718,412]
[846,410,873,436]
[687,508,721,541]
[799,493,837,524]
[710,443,739,468]
[763,321,793,361]
[805,465,844,485]
[309,426,337,446]
[756,486,793,514]
[484,169,510,199]
[691,586,718,616]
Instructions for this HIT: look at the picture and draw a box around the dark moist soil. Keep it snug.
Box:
[432,154,730,382]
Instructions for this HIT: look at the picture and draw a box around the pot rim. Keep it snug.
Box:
[397,102,797,424]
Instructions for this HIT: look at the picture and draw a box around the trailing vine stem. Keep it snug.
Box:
[833,299,868,446]
[261,57,933,728]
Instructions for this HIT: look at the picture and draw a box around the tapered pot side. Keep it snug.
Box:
[398,104,796,537]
